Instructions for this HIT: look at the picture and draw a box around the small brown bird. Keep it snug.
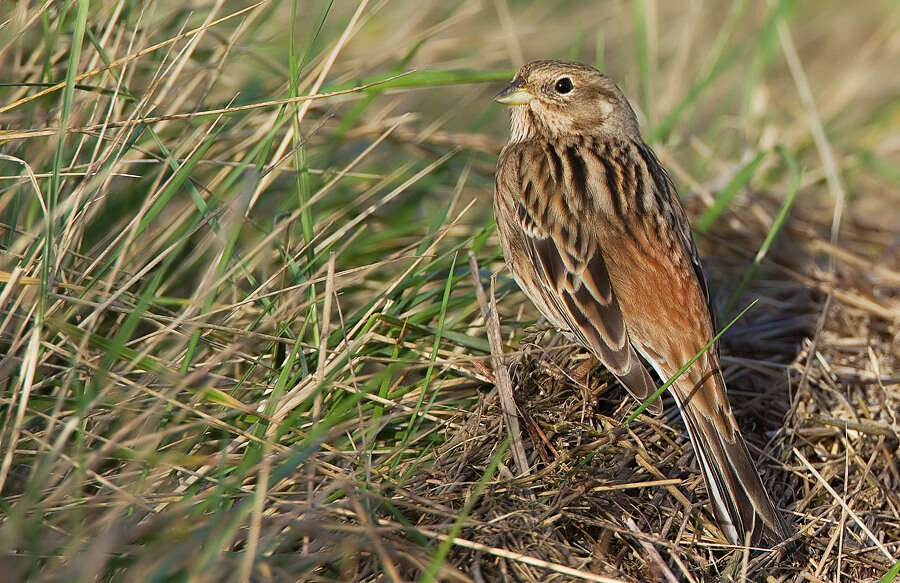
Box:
[493,60,788,546]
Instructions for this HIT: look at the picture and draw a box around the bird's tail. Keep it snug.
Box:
[673,371,789,546]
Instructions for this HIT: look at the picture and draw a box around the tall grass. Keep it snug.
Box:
[0,1,897,581]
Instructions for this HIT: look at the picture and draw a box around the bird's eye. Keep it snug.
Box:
[554,77,573,94]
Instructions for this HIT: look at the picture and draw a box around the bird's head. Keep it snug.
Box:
[496,60,640,141]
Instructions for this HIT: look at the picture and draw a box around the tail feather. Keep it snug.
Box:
[632,346,789,544]
[616,356,663,415]
[675,379,789,545]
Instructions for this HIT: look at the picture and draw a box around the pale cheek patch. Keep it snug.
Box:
[597,99,614,117]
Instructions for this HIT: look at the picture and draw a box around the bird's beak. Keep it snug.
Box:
[495,79,533,106]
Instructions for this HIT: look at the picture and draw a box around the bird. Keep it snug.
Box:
[492,59,789,546]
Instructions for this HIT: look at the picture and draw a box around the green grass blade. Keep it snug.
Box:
[633,0,654,128]
[697,151,767,233]
[626,299,759,424]
[724,145,802,313]
[44,0,88,316]
[880,559,900,583]
[399,252,458,447]
[421,437,509,583]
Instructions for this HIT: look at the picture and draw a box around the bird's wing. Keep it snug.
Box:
[507,140,661,413]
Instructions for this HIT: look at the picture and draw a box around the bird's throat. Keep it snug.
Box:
[509,107,537,143]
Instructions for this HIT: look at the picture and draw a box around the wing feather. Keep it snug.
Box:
[509,140,661,413]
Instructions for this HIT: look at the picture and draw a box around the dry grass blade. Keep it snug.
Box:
[468,251,530,476]
[794,449,894,561]
[414,523,633,583]
[774,7,847,248]
[624,517,680,583]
